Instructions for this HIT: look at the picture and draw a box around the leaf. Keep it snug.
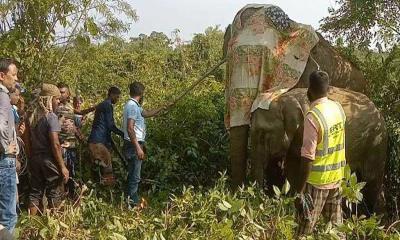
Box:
[282,180,290,195]
[230,199,243,213]
[350,173,358,186]
[240,208,247,217]
[356,191,364,202]
[153,233,158,240]
[222,200,232,209]
[356,182,367,190]
[218,202,229,211]
[253,222,265,230]
[39,228,48,239]
[160,233,166,240]
[85,17,100,36]
[273,185,281,197]
[59,221,69,229]
[344,165,351,180]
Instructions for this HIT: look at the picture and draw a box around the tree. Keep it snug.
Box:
[0,0,137,86]
[320,0,400,49]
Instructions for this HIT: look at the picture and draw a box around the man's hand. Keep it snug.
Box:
[77,134,86,142]
[295,195,303,213]
[61,166,69,183]
[62,119,76,133]
[136,146,145,160]
[7,143,17,155]
[61,142,71,148]
[18,122,26,136]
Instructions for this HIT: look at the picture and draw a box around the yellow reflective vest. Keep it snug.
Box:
[307,99,346,186]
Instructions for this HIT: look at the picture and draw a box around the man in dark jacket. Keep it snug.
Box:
[88,86,124,186]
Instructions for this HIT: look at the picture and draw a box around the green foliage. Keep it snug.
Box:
[338,215,392,240]
[341,166,366,212]
[332,42,400,221]
[143,86,228,186]
[0,0,137,86]
[17,175,400,239]
[359,47,400,221]
[321,0,400,49]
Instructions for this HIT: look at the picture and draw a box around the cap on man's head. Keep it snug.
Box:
[40,83,61,97]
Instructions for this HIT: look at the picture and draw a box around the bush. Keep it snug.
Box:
[17,174,400,239]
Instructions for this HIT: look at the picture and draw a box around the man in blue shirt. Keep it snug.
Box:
[88,86,124,186]
[122,82,163,206]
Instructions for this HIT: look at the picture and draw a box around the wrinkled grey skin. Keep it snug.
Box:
[250,87,387,213]
[227,32,367,188]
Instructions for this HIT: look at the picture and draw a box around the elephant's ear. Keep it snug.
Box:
[223,24,232,59]
[281,95,305,144]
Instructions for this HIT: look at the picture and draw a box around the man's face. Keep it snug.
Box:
[73,98,82,109]
[59,87,70,103]
[0,64,18,91]
[138,92,145,105]
[52,96,61,112]
[110,94,120,104]
[10,89,20,105]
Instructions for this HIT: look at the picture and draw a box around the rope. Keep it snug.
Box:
[17,136,28,176]
[309,54,321,71]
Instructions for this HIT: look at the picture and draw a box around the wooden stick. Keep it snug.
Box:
[163,58,227,111]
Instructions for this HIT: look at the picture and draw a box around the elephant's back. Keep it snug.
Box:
[328,87,385,133]
[328,87,387,179]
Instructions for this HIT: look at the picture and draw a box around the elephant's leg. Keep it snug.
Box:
[250,128,266,185]
[362,178,384,215]
[230,125,249,188]
[354,138,386,215]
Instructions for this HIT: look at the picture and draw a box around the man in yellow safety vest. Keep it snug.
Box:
[296,70,346,238]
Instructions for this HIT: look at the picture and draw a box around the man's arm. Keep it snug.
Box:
[142,101,175,118]
[142,108,162,118]
[105,103,124,137]
[127,118,144,160]
[0,94,16,154]
[297,158,313,193]
[49,131,69,183]
[74,105,97,115]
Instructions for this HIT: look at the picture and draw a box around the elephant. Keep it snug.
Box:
[250,87,387,213]
[223,4,368,188]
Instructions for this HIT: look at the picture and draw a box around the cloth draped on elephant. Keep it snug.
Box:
[224,4,319,129]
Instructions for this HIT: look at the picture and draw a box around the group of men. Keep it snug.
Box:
[0,58,159,238]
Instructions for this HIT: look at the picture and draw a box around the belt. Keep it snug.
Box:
[124,140,145,145]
